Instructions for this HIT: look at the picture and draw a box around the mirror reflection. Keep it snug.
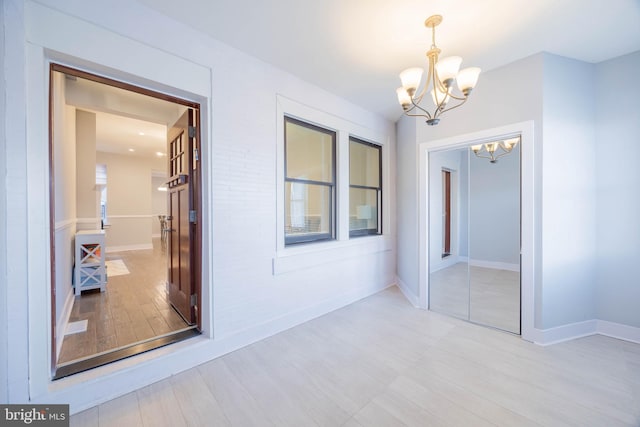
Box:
[428,138,521,334]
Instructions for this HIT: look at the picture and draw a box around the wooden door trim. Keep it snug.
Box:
[49,63,203,373]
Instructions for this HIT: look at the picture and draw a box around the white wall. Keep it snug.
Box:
[3,0,396,410]
[151,175,167,236]
[2,0,29,403]
[96,151,159,251]
[540,55,598,328]
[398,53,544,321]
[396,115,418,296]
[75,109,99,230]
[52,72,77,355]
[0,0,8,405]
[469,143,520,266]
[595,51,640,328]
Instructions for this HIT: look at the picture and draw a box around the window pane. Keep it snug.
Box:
[286,120,334,183]
[285,182,332,243]
[350,140,380,188]
[349,187,379,235]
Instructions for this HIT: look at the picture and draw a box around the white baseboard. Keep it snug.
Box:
[597,320,640,344]
[430,255,465,273]
[395,277,419,307]
[106,243,153,253]
[42,279,395,413]
[56,288,75,359]
[533,319,640,346]
[469,259,520,272]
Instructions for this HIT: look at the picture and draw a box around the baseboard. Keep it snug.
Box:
[56,288,75,359]
[430,255,465,273]
[395,277,419,307]
[106,243,153,253]
[597,320,640,344]
[468,259,520,272]
[43,280,395,413]
[532,319,640,346]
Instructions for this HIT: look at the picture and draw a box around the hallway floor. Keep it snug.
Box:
[58,238,188,365]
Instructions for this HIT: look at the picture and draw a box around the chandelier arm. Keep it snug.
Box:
[494,150,512,160]
[447,92,466,101]
[433,96,468,118]
[472,153,494,161]
[405,112,432,119]
[413,61,435,103]
[409,96,433,119]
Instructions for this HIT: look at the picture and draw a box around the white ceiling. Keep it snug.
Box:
[62,73,185,158]
[139,0,640,121]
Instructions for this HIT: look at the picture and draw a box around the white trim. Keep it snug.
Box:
[430,255,467,273]
[54,218,76,232]
[597,320,640,344]
[418,121,536,341]
[395,279,419,308]
[532,319,640,346]
[531,320,597,346]
[468,259,520,272]
[56,290,75,360]
[105,243,153,253]
[107,215,154,219]
[76,217,100,224]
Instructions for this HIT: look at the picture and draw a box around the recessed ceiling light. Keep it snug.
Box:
[156,152,166,157]
[128,148,135,152]
[138,132,145,136]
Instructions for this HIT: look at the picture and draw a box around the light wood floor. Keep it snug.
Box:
[70,287,640,426]
[430,262,520,333]
[58,238,188,364]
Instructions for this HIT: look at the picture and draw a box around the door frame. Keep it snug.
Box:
[417,121,536,342]
[48,63,203,369]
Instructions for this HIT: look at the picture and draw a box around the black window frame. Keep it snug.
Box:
[284,116,336,245]
[349,137,382,237]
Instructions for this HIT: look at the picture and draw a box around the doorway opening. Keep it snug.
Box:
[441,169,451,258]
[49,64,202,378]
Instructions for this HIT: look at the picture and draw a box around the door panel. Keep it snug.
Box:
[167,109,195,324]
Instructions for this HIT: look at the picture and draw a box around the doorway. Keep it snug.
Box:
[49,64,202,377]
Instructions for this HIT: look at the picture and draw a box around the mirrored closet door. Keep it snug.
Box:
[428,138,521,334]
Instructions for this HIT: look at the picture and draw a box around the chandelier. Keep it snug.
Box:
[471,137,519,163]
[396,15,481,126]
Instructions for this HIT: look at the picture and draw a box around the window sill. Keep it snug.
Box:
[273,234,392,275]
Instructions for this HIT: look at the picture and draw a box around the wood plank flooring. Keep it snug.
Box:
[58,238,188,364]
[71,287,640,426]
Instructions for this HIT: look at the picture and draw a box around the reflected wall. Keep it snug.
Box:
[429,140,521,333]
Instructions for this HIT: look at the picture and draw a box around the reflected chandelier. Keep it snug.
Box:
[396,15,481,126]
[471,137,519,163]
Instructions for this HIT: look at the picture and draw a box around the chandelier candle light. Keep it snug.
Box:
[396,15,481,125]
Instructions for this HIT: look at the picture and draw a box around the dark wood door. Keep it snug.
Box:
[167,109,196,324]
